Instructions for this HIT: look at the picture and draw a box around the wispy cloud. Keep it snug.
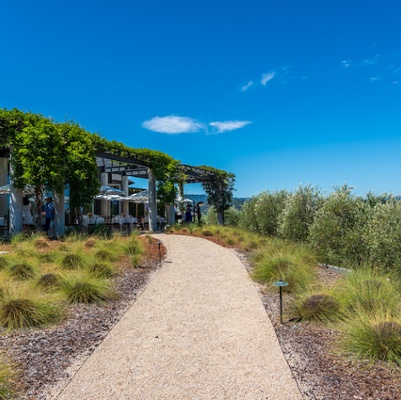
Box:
[209,120,252,134]
[341,60,352,68]
[241,80,254,91]
[340,50,401,85]
[142,116,204,134]
[261,71,276,86]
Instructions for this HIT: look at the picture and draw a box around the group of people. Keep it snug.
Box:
[22,195,54,234]
[175,201,203,223]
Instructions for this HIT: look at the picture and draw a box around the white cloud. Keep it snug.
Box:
[209,120,252,134]
[241,80,253,91]
[261,71,275,85]
[341,60,352,68]
[142,116,204,134]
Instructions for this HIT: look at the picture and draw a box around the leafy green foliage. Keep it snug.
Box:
[278,185,324,242]
[238,196,259,232]
[308,184,364,266]
[254,190,290,236]
[367,201,401,272]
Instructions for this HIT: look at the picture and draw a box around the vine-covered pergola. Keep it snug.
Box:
[0,108,235,235]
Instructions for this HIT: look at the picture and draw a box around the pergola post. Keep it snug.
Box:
[9,148,23,235]
[54,191,65,238]
[216,179,224,225]
[122,175,129,216]
[148,169,157,232]
[100,173,108,219]
[166,204,175,226]
[0,156,8,218]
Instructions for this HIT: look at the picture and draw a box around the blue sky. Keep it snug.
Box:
[1,0,401,197]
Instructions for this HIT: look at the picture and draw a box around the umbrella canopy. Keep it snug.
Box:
[0,184,35,195]
[95,194,127,201]
[127,190,149,203]
[98,186,126,196]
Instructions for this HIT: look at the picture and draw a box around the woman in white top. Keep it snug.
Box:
[22,196,33,226]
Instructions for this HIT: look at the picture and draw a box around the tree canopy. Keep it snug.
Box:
[0,108,235,215]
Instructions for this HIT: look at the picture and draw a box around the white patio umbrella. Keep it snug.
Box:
[0,184,35,195]
[127,190,149,203]
[98,186,126,196]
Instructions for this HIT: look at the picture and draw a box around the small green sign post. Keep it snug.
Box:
[273,279,288,324]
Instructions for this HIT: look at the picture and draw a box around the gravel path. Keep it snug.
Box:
[51,234,302,400]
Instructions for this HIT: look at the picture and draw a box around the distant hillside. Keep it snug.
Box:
[185,194,249,210]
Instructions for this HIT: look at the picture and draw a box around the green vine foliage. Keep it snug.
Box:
[58,122,100,211]
[1,108,235,214]
[199,166,236,223]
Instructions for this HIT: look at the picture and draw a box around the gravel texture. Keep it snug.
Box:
[2,233,401,399]
[49,234,302,400]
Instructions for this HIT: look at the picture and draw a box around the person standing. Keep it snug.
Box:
[43,197,55,234]
[195,201,203,223]
[22,196,33,230]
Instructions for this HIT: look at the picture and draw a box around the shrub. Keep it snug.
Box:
[224,206,241,227]
[309,184,366,267]
[278,184,324,242]
[237,197,259,233]
[367,201,401,273]
[254,190,290,236]
[9,263,36,280]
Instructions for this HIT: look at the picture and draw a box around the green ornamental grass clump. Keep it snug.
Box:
[337,268,401,315]
[0,357,16,400]
[292,290,343,323]
[32,238,50,250]
[94,249,117,262]
[37,273,61,290]
[60,253,85,270]
[0,296,60,330]
[341,313,401,365]
[124,239,144,256]
[60,275,116,304]
[8,263,36,280]
[88,262,117,278]
[0,257,9,270]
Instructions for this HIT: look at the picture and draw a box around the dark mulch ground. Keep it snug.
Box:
[237,251,401,400]
[0,236,163,400]
[1,234,401,399]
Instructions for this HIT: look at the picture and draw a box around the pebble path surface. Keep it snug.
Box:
[52,234,302,400]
